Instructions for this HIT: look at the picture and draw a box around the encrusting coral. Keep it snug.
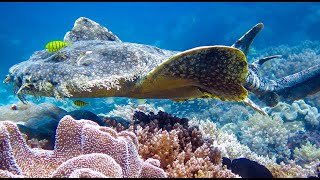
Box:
[0,115,166,178]
[265,100,320,130]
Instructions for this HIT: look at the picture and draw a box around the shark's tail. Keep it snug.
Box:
[244,55,320,106]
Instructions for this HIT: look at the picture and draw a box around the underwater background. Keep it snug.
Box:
[1,2,320,178]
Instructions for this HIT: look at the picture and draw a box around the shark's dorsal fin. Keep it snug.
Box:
[231,23,264,57]
[64,17,122,43]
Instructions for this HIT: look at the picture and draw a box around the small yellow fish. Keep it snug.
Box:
[46,41,71,52]
[73,100,89,107]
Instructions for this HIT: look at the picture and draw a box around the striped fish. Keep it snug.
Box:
[46,41,71,52]
[73,100,89,107]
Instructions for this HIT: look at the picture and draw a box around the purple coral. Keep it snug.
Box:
[0,115,167,178]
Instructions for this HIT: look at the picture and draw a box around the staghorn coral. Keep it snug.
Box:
[193,117,318,178]
[239,112,291,162]
[268,160,318,178]
[135,126,180,168]
[134,124,236,178]
[250,40,320,80]
[195,118,263,161]
[288,130,320,153]
[0,115,166,178]
[105,109,235,178]
[293,141,320,166]
[166,144,238,178]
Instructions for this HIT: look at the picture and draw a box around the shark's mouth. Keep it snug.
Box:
[4,66,126,103]
[4,64,69,103]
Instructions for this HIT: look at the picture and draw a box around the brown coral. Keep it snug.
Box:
[105,110,238,178]
[134,123,236,178]
[0,115,166,178]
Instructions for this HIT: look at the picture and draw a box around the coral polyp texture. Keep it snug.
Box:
[0,115,166,178]
[103,105,238,178]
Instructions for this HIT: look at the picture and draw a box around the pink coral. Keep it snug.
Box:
[0,115,166,178]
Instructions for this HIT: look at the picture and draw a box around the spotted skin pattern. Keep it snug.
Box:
[4,17,320,115]
[141,46,248,101]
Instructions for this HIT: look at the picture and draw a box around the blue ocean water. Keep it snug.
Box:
[1,2,320,78]
[1,2,320,177]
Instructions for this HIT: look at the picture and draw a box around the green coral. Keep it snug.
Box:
[293,141,320,165]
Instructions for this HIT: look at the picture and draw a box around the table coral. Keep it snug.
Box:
[0,115,166,178]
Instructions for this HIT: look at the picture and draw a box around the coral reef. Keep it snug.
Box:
[267,160,318,178]
[293,141,320,166]
[288,130,320,152]
[239,113,291,162]
[265,100,320,130]
[0,115,166,178]
[133,124,237,178]
[251,40,320,79]
[192,117,317,178]
[104,107,238,178]
[1,92,319,178]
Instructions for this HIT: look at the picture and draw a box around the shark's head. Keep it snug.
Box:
[3,17,131,103]
[3,17,173,103]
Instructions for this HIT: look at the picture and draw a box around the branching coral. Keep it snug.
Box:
[102,110,236,178]
[0,115,166,178]
[293,141,320,165]
[239,112,291,162]
[134,124,236,178]
[192,117,317,178]
[98,103,319,178]
[267,160,318,178]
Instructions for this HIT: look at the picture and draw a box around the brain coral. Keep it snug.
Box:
[0,115,166,178]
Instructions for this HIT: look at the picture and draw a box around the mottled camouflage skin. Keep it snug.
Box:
[5,40,178,101]
[4,17,320,110]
